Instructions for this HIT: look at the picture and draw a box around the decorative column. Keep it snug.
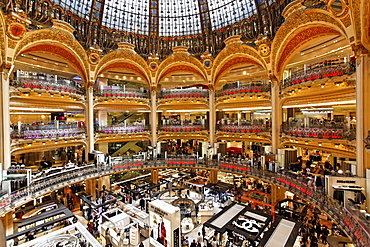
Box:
[86,86,95,154]
[270,184,285,205]
[150,88,157,146]
[354,44,370,177]
[208,169,218,184]
[151,169,159,184]
[98,175,111,193]
[270,78,281,154]
[0,212,13,237]
[0,71,10,169]
[85,178,96,200]
[208,88,216,145]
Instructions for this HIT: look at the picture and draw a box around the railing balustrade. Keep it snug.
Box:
[282,125,356,140]
[94,88,149,99]
[0,159,368,246]
[158,125,207,132]
[95,125,150,134]
[282,60,356,89]
[10,78,84,95]
[216,82,271,97]
[10,127,86,140]
[158,88,209,99]
[217,124,270,133]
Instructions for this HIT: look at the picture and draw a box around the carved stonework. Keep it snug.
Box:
[272,7,346,78]
[14,27,89,82]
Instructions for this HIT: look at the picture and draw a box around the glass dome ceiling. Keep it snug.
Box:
[5,0,294,58]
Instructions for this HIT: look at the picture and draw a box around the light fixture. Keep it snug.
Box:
[55,141,58,144]
[318,142,322,146]
[335,144,339,148]
[298,88,301,92]
[42,142,45,145]
[305,141,308,145]
[50,94,54,97]
[321,84,325,88]
[38,93,41,96]
[307,86,311,89]
[250,95,253,99]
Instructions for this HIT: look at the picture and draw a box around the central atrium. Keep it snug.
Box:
[0,0,369,247]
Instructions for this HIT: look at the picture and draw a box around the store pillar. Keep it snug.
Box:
[354,45,370,177]
[98,175,111,194]
[86,86,95,156]
[271,79,281,155]
[270,184,285,205]
[208,169,218,184]
[85,178,96,200]
[209,89,216,145]
[150,90,157,146]
[0,71,10,169]
[0,211,13,237]
[151,169,159,184]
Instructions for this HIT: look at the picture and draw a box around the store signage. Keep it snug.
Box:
[173,228,180,247]
[150,205,168,217]
[232,218,261,233]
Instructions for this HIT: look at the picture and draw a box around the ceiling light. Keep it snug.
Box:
[321,84,325,88]
[10,107,64,112]
[318,142,322,146]
[282,100,356,108]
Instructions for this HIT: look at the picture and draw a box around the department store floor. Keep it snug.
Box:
[68,185,332,247]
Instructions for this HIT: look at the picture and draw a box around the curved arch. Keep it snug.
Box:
[272,8,349,79]
[156,53,208,84]
[95,50,151,86]
[212,43,267,87]
[13,28,89,83]
[0,11,5,66]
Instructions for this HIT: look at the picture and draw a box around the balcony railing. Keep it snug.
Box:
[0,159,368,246]
[217,124,271,133]
[95,125,150,134]
[158,125,207,132]
[216,82,271,97]
[282,60,356,89]
[282,125,356,140]
[158,88,209,99]
[10,127,86,140]
[94,88,149,99]
[10,78,84,95]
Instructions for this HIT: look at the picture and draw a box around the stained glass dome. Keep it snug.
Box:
[5,0,294,58]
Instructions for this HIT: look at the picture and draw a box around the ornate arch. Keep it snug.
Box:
[272,7,348,80]
[212,42,267,87]
[13,28,89,83]
[0,11,6,67]
[156,51,208,85]
[95,49,151,86]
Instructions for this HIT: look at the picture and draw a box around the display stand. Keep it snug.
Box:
[149,200,181,247]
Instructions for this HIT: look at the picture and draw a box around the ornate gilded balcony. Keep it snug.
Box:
[10,123,86,140]
[158,125,208,132]
[10,76,84,95]
[216,81,271,99]
[94,87,150,99]
[95,124,150,134]
[217,124,271,133]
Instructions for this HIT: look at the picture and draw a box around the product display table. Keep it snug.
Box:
[181,217,194,233]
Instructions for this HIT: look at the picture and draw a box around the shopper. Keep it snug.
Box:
[197,232,203,246]
[105,228,112,247]
[190,239,197,247]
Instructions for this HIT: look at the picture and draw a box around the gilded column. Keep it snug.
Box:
[150,89,157,146]
[98,175,111,192]
[208,88,216,145]
[151,169,159,184]
[0,71,10,169]
[0,211,14,237]
[86,86,95,154]
[85,178,96,200]
[208,169,218,184]
[270,79,281,154]
[354,44,370,177]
